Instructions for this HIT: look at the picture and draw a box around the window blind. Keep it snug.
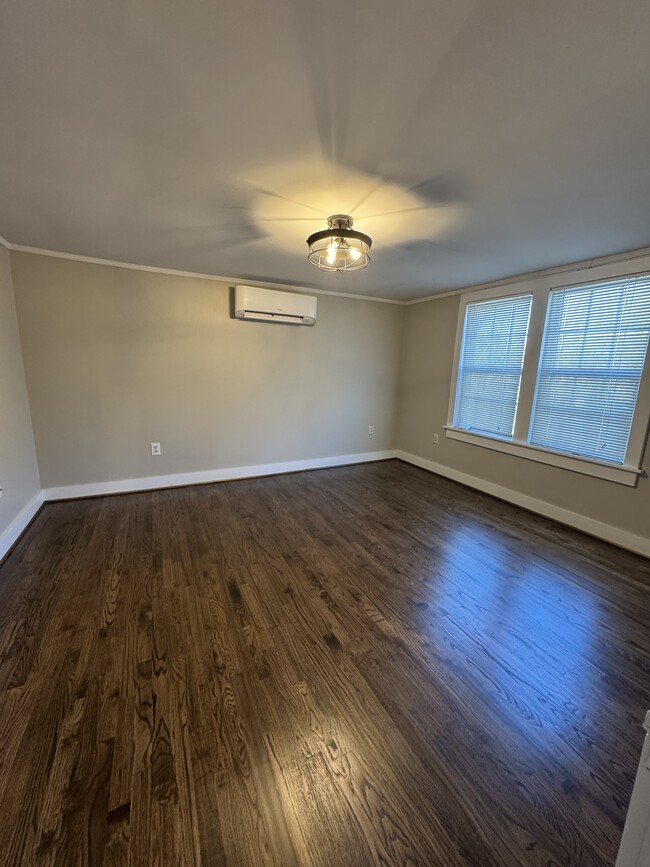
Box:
[529,275,650,464]
[454,294,532,438]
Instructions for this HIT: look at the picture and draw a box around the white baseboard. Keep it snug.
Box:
[0,491,45,563]
[395,450,650,559]
[42,450,397,501]
[19,449,650,560]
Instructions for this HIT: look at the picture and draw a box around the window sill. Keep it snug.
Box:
[444,427,642,487]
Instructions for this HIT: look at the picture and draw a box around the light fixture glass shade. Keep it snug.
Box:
[307,215,372,272]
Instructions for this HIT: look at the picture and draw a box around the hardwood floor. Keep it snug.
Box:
[0,459,649,866]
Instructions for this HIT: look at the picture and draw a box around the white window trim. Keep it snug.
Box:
[446,258,650,487]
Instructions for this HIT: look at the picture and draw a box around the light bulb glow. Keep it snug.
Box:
[306,215,372,272]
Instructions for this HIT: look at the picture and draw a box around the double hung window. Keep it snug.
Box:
[447,272,650,485]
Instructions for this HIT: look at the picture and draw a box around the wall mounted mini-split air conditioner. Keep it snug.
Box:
[234,285,317,326]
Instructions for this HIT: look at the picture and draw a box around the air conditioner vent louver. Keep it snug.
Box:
[234,286,317,326]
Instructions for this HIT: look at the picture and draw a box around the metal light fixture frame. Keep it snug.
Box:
[307,214,372,273]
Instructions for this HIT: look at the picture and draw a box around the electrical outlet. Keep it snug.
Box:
[433,433,439,444]
[368,425,374,436]
[151,442,161,456]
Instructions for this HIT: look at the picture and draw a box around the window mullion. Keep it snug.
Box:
[513,287,548,443]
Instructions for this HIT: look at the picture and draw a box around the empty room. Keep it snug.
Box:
[1,1,650,865]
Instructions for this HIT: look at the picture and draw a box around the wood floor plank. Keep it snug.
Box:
[0,459,648,866]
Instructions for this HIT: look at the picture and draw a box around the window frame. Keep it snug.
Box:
[445,261,650,487]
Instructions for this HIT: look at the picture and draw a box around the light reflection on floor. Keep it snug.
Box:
[413,521,603,755]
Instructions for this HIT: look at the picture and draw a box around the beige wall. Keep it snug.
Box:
[396,293,650,540]
[9,247,650,546]
[11,253,403,489]
[0,246,40,538]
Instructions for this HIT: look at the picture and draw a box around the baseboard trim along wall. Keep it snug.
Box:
[42,450,396,501]
[4,451,648,562]
[0,491,45,563]
[395,450,650,559]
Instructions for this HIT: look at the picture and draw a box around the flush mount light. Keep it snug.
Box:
[306,214,372,273]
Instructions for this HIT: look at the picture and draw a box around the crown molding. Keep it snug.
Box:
[403,286,467,305]
[7,242,405,305]
[6,235,650,307]
[404,243,650,305]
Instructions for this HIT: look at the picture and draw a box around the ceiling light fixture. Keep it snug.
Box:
[306,214,372,272]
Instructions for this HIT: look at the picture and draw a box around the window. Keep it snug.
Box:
[447,270,650,485]
[530,278,650,464]
[454,294,532,438]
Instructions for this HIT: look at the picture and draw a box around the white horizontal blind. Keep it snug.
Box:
[530,275,650,464]
[454,294,532,438]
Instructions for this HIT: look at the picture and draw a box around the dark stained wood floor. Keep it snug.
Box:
[0,459,649,866]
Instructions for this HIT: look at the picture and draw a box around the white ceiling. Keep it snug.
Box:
[2,0,650,301]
